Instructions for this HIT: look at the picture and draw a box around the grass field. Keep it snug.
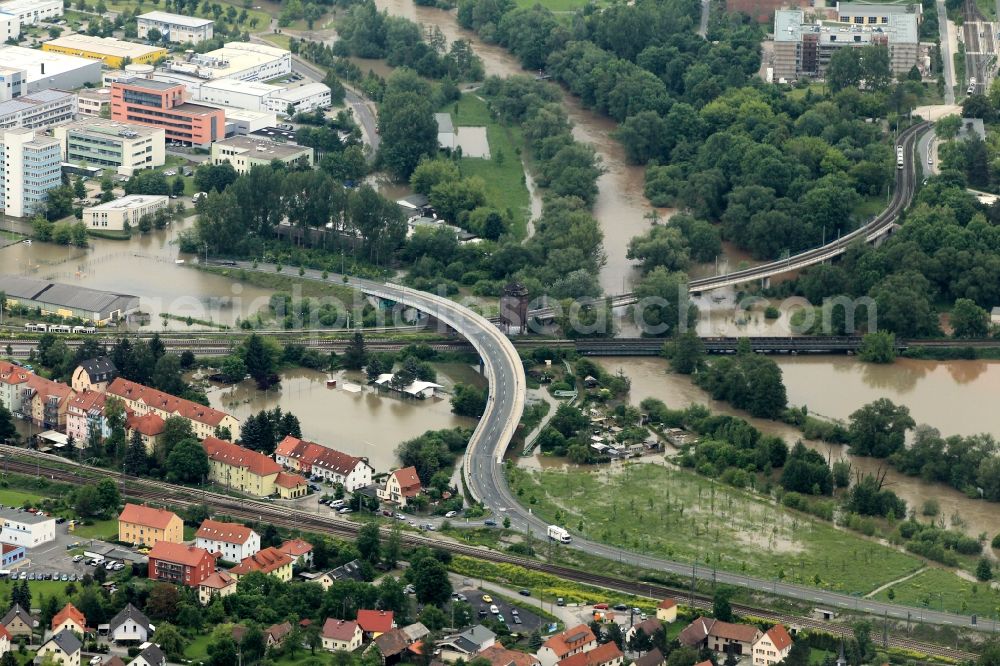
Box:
[262,33,292,49]
[185,633,213,661]
[852,195,886,220]
[512,0,597,10]
[70,518,118,540]
[0,579,73,607]
[509,463,923,596]
[0,489,45,508]
[442,94,531,239]
[101,0,271,33]
[872,567,1000,617]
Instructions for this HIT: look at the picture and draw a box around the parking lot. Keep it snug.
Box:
[458,587,546,633]
[7,517,143,580]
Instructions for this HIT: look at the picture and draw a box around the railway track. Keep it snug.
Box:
[0,448,977,661]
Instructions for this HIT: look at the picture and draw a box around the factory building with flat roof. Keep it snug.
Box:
[0,46,102,95]
[137,11,214,44]
[43,34,168,68]
[0,0,61,25]
[0,275,139,324]
[166,42,291,82]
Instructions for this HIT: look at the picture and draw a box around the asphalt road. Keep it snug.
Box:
[939,0,957,104]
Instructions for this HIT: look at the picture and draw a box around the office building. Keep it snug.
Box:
[0,0,61,25]
[54,118,165,174]
[111,77,224,147]
[219,107,276,136]
[77,88,111,117]
[0,11,19,43]
[137,11,214,44]
[0,46,102,94]
[197,78,331,115]
[43,35,168,68]
[167,41,291,82]
[0,89,76,130]
[0,508,56,548]
[0,127,61,217]
[82,194,169,231]
[772,10,918,81]
[211,135,313,174]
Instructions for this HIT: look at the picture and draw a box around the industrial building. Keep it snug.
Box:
[137,11,214,44]
[77,87,111,117]
[83,194,170,231]
[0,275,140,324]
[0,508,55,548]
[0,127,62,218]
[836,2,922,25]
[218,107,276,136]
[111,77,224,147]
[0,46,102,95]
[43,34,168,68]
[197,78,331,115]
[0,10,19,43]
[210,135,313,174]
[53,118,165,174]
[0,0,61,25]
[0,89,76,130]
[166,42,291,82]
[772,9,918,81]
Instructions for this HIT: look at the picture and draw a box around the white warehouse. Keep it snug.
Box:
[0,0,61,25]
[170,42,291,82]
[197,78,331,116]
[0,508,56,548]
[137,11,214,44]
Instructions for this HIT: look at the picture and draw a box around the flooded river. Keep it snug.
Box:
[0,218,275,329]
[589,356,1000,540]
[203,364,482,471]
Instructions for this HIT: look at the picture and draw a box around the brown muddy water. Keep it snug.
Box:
[202,363,483,471]
[586,356,1000,541]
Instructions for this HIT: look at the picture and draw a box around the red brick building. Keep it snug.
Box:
[110,78,224,148]
[147,542,217,586]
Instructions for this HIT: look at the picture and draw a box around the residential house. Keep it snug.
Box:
[103,657,127,666]
[128,643,166,666]
[321,619,362,653]
[117,504,183,547]
[34,629,81,666]
[311,559,365,590]
[277,538,312,567]
[678,617,762,658]
[626,618,662,644]
[537,625,597,666]
[108,604,151,644]
[265,622,293,648]
[0,361,31,416]
[556,642,624,666]
[65,390,108,444]
[195,519,260,562]
[25,374,73,431]
[0,626,10,659]
[202,437,308,498]
[197,571,237,605]
[107,378,239,441]
[366,628,413,666]
[0,604,35,638]
[125,412,165,455]
[633,650,665,666]
[228,546,293,582]
[70,358,117,393]
[377,466,422,507]
[356,610,395,640]
[51,603,87,635]
[752,625,793,666]
[148,542,217,586]
[438,625,496,662]
[655,599,677,623]
[401,623,429,644]
[478,645,540,666]
[274,435,374,491]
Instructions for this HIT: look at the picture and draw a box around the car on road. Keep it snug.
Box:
[928,155,933,164]
[404,584,415,595]
[556,597,565,606]
[338,507,352,514]
[481,594,493,603]
[56,517,67,524]
[484,519,497,527]
[72,555,83,563]
[519,589,530,596]
[445,510,457,518]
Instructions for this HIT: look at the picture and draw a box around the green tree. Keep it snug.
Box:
[633,267,693,337]
[0,405,16,443]
[712,587,734,622]
[951,298,989,338]
[977,557,993,581]
[342,331,367,370]
[123,430,149,476]
[242,334,276,388]
[666,330,704,374]
[165,438,209,483]
[847,399,915,458]
[410,157,459,195]
[378,69,438,180]
[220,355,247,383]
[357,522,381,564]
[858,331,896,364]
[409,553,451,605]
[935,114,963,140]
[73,177,87,200]
[153,623,186,659]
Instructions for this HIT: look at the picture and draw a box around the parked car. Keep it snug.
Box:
[481,594,493,603]
[164,170,176,176]
[484,519,497,527]
[478,609,488,617]
[60,574,68,581]
[513,615,522,624]
[556,597,565,606]
[489,605,499,614]
[395,513,406,520]
[613,604,628,611]
[338,507,352,514]
[309,484,322,492]
[330,499,346,508]
[519,589,530,596]
[72,555,83,563]
[511,609,519,616]
[445,510,457,518]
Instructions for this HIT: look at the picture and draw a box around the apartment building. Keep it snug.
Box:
[274,435,373,491]
[202,437,308,498]
[772,9,918,81]
[54,118,165,174]
[0,127,61,217]
[106,377,239,440]
[111,77,224,147]
[43,34,167,68]
[194,519,260,562]
[83,195,169,231]
[148,542,216,586]
[117,503,183,547]
[137,11,214,44]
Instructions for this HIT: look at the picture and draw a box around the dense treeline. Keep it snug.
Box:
[694,346,787,419]
[781,175,1000,337]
